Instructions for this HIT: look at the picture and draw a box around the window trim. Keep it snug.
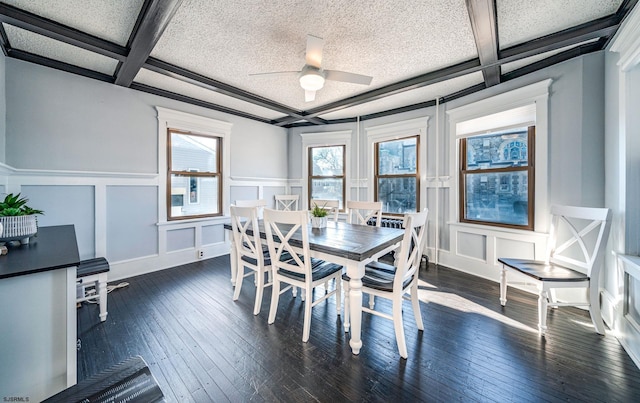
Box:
[447,79,551,232]
[365,117,428,214]
[374,135,420,215]
[166,128,223,221]
[300,130,352,212]
[458,126,535,230]
[307,144,346,211]
[156,107,232,224]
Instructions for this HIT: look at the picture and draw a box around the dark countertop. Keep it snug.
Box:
[0,225,80,279]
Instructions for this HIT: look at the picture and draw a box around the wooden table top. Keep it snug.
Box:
[224,220,404,262]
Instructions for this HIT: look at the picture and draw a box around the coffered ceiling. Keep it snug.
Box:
[0,0,636,127]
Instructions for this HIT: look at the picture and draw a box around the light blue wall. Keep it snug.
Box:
[289,53,606,209]
[6,60,155,172]
[106,185,158,262]
[288,52,607,254]
[5,58,289,177]
[22,185,95,260]
[581,53,606,207]
[4,58,288,266]
[448,53,605,209]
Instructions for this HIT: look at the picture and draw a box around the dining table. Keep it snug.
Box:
[224,219,404,355]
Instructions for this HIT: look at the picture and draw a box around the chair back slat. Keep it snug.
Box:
[230,205,264,265]
[547,205,612,277]
[235,199,267,208]
[235,199,267,218]
[394,210,428,290]
[263,209,311,278]
[275,195,299,211]
[346,200,383,226]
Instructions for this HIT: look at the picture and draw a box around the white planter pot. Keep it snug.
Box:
[311,216,327,229]
[0,215,38,244]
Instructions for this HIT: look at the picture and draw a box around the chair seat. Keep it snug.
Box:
[498,258,588,282]
[77,257,110,277]
[342,260,412,292]
[278,257,342,282]
[240,244,269,266]
[241,250,291,267]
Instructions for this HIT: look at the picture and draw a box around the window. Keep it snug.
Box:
[459,126,535,229]
[375,136,419,214]
[167,129,222,220]
[308,145,345,210]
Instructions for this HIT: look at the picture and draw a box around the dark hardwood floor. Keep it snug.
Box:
[77,255,640,402]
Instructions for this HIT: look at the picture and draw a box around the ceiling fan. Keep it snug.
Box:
[250,34,373,102]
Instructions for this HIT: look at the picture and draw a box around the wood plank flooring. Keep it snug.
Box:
[77,255,640,402]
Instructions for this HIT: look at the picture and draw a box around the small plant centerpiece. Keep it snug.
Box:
[0,193,44,244]
[310,202,328,229]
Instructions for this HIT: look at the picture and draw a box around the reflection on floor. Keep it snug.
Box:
[77,255,640,402]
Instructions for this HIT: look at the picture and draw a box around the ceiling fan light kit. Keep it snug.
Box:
[299,66,325,91]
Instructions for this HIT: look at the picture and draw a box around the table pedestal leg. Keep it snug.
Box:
[348,277,363,355]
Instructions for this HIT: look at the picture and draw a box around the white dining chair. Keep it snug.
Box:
[498,205,612,335]
[309,199,339,222]
[235,199,267,208]
[343,210,428,359]
[229,205,272,315]
[235,199,267,217]
[346,200,383,226]
[263,208,343,342]
[275,194,299,211]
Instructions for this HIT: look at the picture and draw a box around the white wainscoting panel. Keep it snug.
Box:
[442,222,548,282]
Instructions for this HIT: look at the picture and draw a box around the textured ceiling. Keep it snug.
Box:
[0,0,634,127]
[1,0,144,46]
[150,0,478,110]
[497,0,623,48]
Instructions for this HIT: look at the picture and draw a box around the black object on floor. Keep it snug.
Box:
[43,355,164,403]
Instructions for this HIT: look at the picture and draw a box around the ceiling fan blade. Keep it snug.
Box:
[249,71,300,77]
[305,34,324,68]
[305,90,316,102]
[325,70,372,85]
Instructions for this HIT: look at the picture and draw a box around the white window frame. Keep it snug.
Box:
[300,130,352,210]
[156,107,232,223]
[365,117,429,211]
[447,79,551,232]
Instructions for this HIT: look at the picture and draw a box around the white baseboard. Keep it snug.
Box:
[107,242,231,282]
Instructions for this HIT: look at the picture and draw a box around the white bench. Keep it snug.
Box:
[76,257,110,322]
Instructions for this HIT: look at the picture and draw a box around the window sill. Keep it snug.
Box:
[449,221,547,237]
[157,216,229,227]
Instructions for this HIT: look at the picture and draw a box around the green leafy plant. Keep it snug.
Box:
[0,193,44,216]
[311,202,328,218]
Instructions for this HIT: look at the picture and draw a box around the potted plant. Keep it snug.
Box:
[0,193,43,244]
[310,202,328,229]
